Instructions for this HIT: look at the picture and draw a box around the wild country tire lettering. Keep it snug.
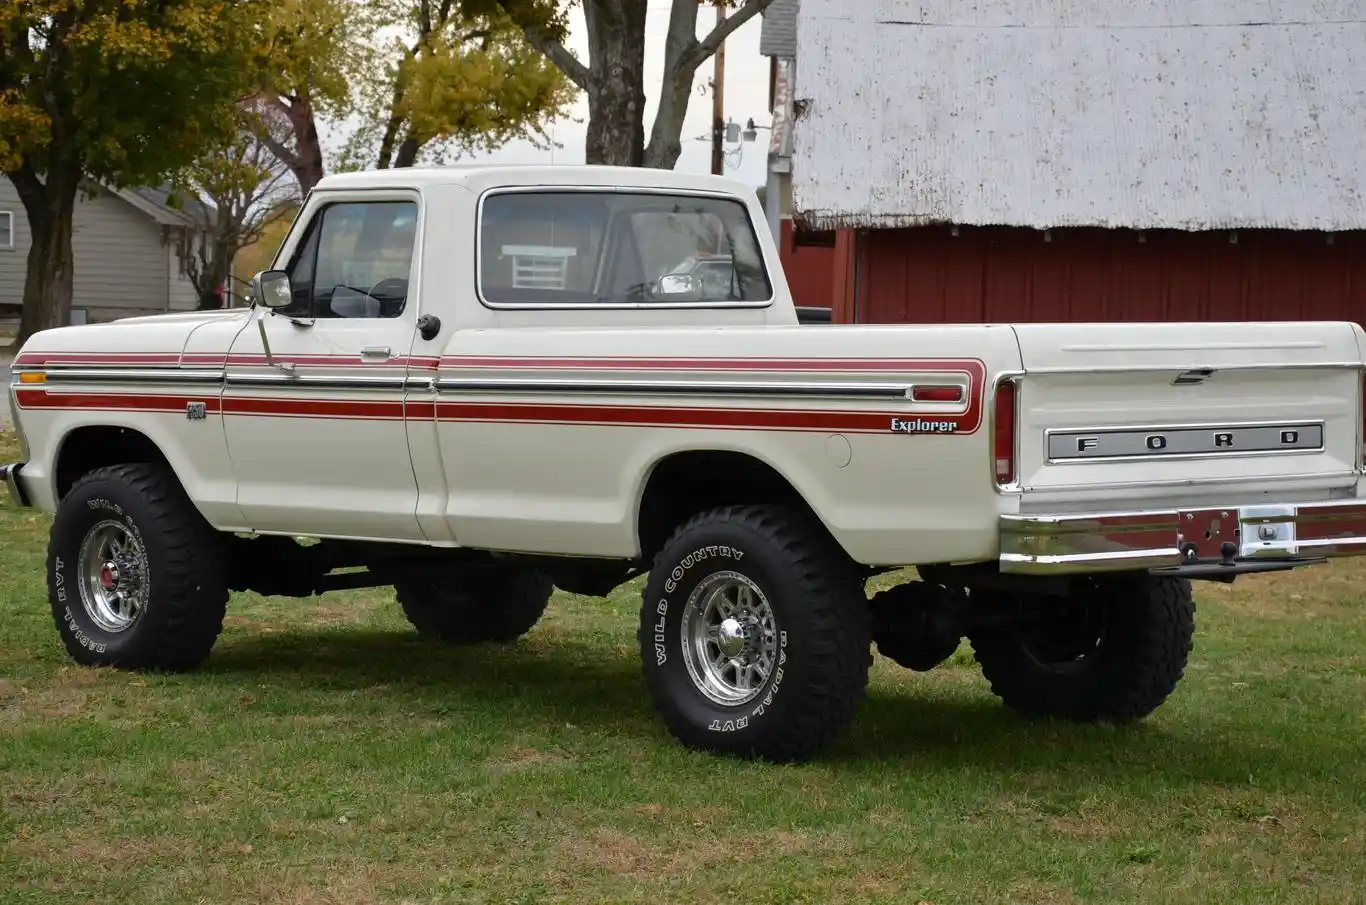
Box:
[87,497,123,516]
[654,544,746,668]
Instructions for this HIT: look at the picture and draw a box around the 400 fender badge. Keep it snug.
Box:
[186,402,208,421]
[889,417,959,434]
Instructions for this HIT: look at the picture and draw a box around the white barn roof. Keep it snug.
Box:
[791,1,1366,232]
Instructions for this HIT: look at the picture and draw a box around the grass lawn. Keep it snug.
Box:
[2,430,1364,904]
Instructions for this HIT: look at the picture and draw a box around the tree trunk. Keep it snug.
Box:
[582,0,647,166]
[642,0,702,169]
[195,236,234,310]
[285,93,325,194]
[11,165,80,345]
[393,135,422,168]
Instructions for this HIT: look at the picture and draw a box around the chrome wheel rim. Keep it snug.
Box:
[77,520,148,633]
[680,571,779,706]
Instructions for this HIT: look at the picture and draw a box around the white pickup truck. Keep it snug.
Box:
[6,164,1366,762]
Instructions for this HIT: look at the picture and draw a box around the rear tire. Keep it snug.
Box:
[968,576,1195,722]
[46,463,229,671]
[637,504,872,763]
[394,569,553,644]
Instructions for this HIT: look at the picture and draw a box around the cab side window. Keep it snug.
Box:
[282,200,418,319]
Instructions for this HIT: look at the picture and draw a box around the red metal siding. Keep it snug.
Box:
[778,219,839,310]
[855,226,1366,326]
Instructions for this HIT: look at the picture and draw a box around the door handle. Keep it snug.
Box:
[360,346,392,361]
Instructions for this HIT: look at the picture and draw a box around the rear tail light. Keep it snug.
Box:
[994,378,1017,485]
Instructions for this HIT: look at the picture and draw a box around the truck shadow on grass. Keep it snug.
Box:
[200,626,1348,789]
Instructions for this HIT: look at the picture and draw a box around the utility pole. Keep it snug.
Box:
[710,0,727,175]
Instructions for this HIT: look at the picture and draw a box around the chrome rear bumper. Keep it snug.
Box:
[2,462,30,508]
[1001,499,1366,576]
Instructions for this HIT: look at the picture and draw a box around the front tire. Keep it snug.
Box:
[638,505,872,763]
[394,569,553,644]
[47,463,229,671]
[968,576,1195,722]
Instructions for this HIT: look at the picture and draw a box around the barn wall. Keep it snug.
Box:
[854,226,1366,326]
[777,218,838,310]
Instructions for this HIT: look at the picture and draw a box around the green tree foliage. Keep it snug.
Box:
[339,0,576,171]
[465,0,775,167]
[0,0,261,342]
[249,0,370,193]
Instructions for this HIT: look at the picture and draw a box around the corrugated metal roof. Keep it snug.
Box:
[759,0,799,58]
[791,0,1366,231]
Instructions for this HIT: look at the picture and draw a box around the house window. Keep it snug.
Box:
[0,212,13,250]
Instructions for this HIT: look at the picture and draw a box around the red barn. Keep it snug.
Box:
[761,1,1366,326]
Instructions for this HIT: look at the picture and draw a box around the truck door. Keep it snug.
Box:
[222,192,428,541]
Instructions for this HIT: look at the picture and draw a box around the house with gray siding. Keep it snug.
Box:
[0,178,212,326]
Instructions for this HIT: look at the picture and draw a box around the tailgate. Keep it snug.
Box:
[1011,322,1365,494]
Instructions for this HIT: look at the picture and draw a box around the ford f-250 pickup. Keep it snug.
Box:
[7,164,1366,763]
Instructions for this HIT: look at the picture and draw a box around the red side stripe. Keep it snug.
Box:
[15,389,222,414]
[16,390,980,433]
[440,356,986,374]
[19,350,984,375]
[223,397,407,419]
[436,401,976,433]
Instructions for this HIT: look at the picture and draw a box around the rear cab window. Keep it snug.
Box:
[477,190,773,307]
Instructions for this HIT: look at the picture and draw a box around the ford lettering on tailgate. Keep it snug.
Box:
[1048,422,1324,461]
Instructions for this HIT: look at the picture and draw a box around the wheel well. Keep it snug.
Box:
[637,450,828,564]
[55,426,173,500]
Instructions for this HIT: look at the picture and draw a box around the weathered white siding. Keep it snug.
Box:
[760,0,799,58]
[792,0,1366,231]
[72,185,170,316]
[0,178,33,311]
[0,178,202,320]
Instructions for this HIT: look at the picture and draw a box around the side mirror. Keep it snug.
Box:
[654,273,704,300]
[251,270,293,309]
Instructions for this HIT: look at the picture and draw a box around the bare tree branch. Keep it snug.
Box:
[684,0,775,71]
[518,22,590,89]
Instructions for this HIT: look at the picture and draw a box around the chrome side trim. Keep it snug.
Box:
[1000,498,1366,575]
[12,368,929,402]
[434,377,925,401]
[1023,361,1364,375]
[2,462,31,508]
[39,368,226,385]
[224,374,408,390]
[1020,470,1359,494]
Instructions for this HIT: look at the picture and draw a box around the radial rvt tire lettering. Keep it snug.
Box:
[46,463,230,671]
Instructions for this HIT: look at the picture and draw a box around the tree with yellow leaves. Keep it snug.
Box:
[249,0,370,194]
[0,0,261,342]
[338,0,576,171]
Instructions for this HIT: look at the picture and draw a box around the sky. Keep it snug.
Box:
[319,3,774,189]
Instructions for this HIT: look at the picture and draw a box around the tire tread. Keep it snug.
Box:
[395,571,553,644]
[970,576,1195,722]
